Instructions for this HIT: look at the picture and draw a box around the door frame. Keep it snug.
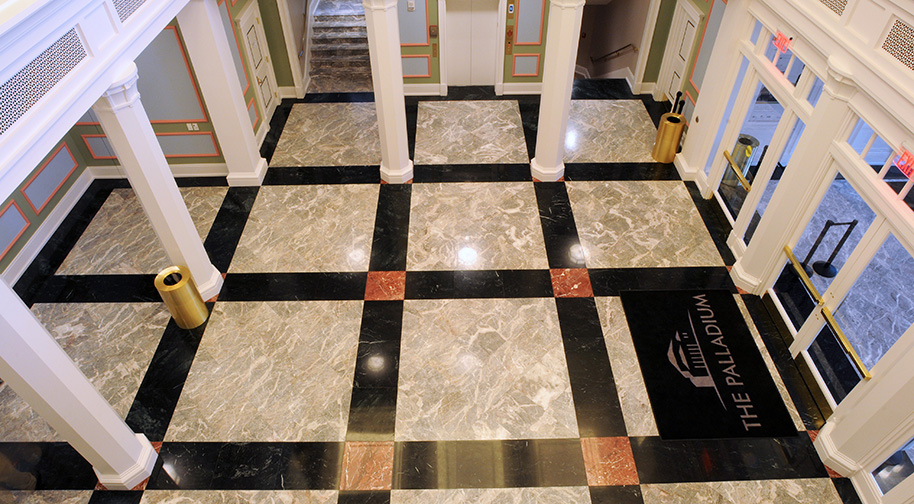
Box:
[655,0,703,102]
[238,0,280,132]
[275,0,306,98]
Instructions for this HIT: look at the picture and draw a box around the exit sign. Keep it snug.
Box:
[895,150,914,178]
[773,32,791,53]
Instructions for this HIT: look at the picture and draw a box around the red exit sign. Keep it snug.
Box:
[773,32,792,53]
[895,150,914,178]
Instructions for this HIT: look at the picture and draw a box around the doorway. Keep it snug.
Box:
[239,0,279,126]
[446,0,499,85]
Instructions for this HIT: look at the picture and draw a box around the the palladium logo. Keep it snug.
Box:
[666,294,762,431]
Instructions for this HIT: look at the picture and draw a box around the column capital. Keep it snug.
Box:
[824,55,856,102]
[97,62,140,112]
[362,0,397,12]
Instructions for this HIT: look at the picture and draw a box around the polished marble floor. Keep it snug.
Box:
[2,81,859,504]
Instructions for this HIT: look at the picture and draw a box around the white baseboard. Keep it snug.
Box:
[2,170,93,285]
[404,83,444,96]
[814,423,860,476]
[597,67,635,82]
[639,82,656,95]
[439,83,447,96]
[278,86,299,99]
[89,163,230,179]
[502,82,543,95]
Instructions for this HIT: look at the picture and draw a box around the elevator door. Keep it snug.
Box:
[446,0,499,85]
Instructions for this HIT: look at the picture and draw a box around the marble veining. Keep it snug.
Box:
[390,487,591,504]
[594,297,658,437]
[165,301,362,442]
[564,100,656,163]
[0,491,92,504]
[230,185,379,273]
[414,101,529,165]
[0,303,169,441]
[734,295,805,431]
[407,183,548,270]
[308,74,373,94]
[640,478,842,504]
[270,103,381,167]
[396,298,578,441]
[56,187,226,275]
[140,491,338,503]
[566,181,722,268]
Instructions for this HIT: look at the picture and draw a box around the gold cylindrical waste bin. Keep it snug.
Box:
[651,112,686,163]
[154,266,208,329]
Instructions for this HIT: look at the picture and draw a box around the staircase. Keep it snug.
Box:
[309,0,373,93]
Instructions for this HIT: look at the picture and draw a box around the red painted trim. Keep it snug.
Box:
[222,1,251,96]
[156,131,222,158]
[82,134,118,160]
[0,200,30,262]
[402,55,432,78]
[21,142,79,215]
[149,25,209,124]
[248,96,261,131]
[514,0,546,46]
[683,89,696,127]
[231,0,239,5]
[687,0,718,94]
[511,53,541,77]
[75,119,100,126]
[400,0,431,47]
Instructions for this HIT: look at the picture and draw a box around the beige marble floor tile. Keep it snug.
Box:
[390,487,591,504]
[640,478,842,504]
[140,490,338,504]
[564,100,656,163]
[0,491,92,504]
[271,103,381,166]
[56,187,226,275]
[0,303,169,442]
[396,298,578,441]
[407,182,547,270]
[595,297,658,437]
[734,294,805,431]
[166,301,362,442]
[230,185,378,273]
[566,181,722,268]
[414,101,529,165]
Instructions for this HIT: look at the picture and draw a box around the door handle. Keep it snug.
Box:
[257,76,264,86]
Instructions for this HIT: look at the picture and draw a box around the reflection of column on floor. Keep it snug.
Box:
[363,0,414,183]
[530,0,585,182]
[93,62,223,299]
[177,0,268,187]
[0,281,157,489]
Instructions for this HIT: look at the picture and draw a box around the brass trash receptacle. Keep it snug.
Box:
[651,112,686,163]
[154,266,208,329]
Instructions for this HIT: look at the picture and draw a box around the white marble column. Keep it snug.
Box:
[177,0,268,187]
[529,0,585,182]
[730,56,857,294]
[0,281,156,489]
[363,0,414,183]
[94,62,223,299]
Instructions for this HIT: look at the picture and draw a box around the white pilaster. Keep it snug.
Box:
[529,0,585,182]
[0,281,156,489]
[94,62,223,299]
[730,56,857,294]
[363,0,413,183]
[177,0,268,187]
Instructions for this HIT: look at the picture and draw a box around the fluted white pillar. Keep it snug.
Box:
[530,0,585,182]
[0,281,156,489]
[177,0,268,186]
[364,0,414,183]
[94,62,223,299]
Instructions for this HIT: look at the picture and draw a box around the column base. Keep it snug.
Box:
[530,157,564,182]
[729,261,762,295]
[813,422,858,476]
[93,434,157,490]
[196,264,224,301]
[226,158,268,187]
[381,160,414,184]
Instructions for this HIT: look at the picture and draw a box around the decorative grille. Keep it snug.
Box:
[818,0,847,16]
[112,0,148,23]
[883,19,914,72]
[0,29,86,136]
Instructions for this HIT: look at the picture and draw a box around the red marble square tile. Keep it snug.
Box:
[340,441,394,491]
[205,273,228,303]
[807,431,843,478]
[365,271,406,301]
[551,269,594,298]
[532,177,565,182]
[581,437,639,486]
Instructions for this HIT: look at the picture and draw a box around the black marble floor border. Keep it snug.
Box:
[534,182,585,269]
[29,274,160,304]
[412,164,531,183]
[219,273,368,301]
[0,442,97,490]
[339,491,391,504]
[347,301,403,441]
[204,186,258,273]
[590,486,644,504]
[404,270,553,299]
[88,490,143,504]
[686,182,737,266]
[588,267,737,296]
[369,184,411,271]
[263,166,380,185]
[556,297,627,437]
[563,163,680,181]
